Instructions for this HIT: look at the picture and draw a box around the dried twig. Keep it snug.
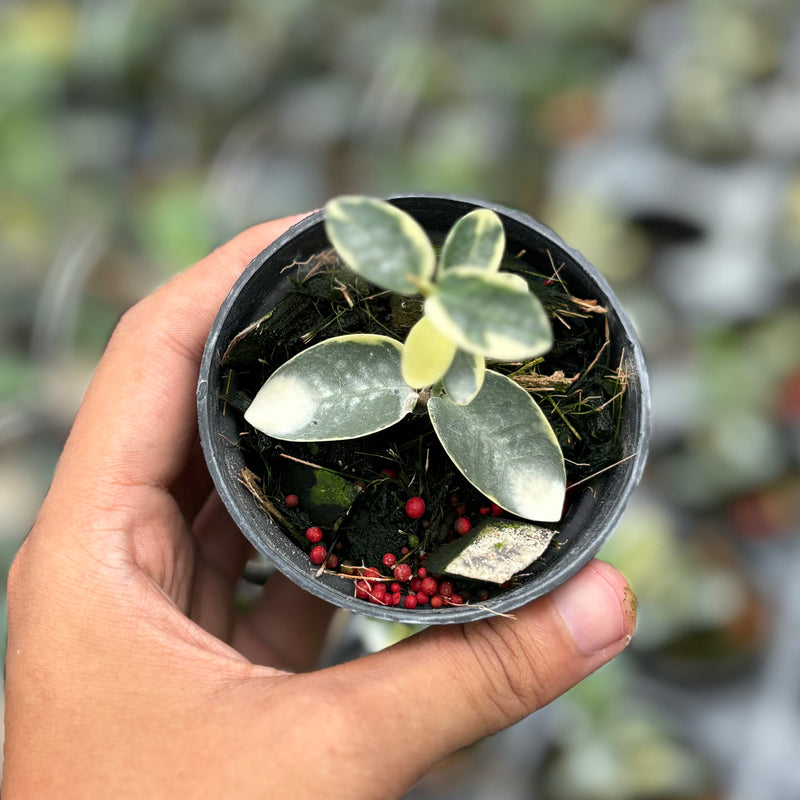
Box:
[570,296,608,314]
[567,453,637,490]
[237,468,303,541]
[514,370,578,392]
[278,452,326,470]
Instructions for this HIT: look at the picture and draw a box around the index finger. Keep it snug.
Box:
[56,215,308,498]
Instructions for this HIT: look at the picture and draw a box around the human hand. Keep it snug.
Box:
[4,216,637,799]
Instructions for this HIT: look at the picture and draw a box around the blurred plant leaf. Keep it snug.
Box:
[425,266,553,360]
[0,355,37,403]
[135,177,216,275]
[325,196,434,295]
[401,315,456,389]
[439,208,505,273]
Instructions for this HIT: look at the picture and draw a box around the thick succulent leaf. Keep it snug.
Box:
[244,334,418,441]
[442,348,485,405]
[439,209,505,273]
[425,518,557,583]
[503,272,531,292]
[325,196,435,295]
[425,266,553,360]
[428,370,566,522]
[401,316,457,389]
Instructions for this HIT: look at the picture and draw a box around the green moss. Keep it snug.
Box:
[284,463,361,528]
[309,468,360,508]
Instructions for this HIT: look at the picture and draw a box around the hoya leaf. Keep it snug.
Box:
[244,334,418,442]
[401,316,457,389]
[425,518,557,584]
[442,348,485,405]
[503,272,531,292]
[428,370,566,522]
[439,209,505,273]
[325,197,435,295]
[425,266,553,360]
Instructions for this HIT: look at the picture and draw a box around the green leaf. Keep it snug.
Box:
[425,266,552,360]
[244,334,418,441]
[425,518,557,583]
[442,348,485,405]
[401,316,457,389]
[325,196,435,295]
[428,370,566,522]
[439,209,505,273]
[502,272,531,292]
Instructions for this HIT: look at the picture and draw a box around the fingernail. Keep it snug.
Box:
[552,561,633,656]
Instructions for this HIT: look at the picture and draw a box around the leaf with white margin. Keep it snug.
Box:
[424,518,557,584]
[325,196,435,295]
[425,266,553,360]
[401,316,457,389]
[441,348,485,405]
[244,334,418,442]
[428,370,565,522]
[439,209,505,274]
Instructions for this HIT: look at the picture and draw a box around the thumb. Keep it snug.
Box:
[333,559,635,787]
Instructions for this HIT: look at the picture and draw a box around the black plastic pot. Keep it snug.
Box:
[197,194,651,624]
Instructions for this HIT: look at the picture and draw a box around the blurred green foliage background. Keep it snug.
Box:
[2,0,800,796]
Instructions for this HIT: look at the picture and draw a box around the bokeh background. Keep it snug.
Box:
[2,0,800,796]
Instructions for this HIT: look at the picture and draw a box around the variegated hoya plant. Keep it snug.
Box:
[245,197,566,525]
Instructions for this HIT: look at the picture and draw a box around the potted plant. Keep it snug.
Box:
[197,194,650,623]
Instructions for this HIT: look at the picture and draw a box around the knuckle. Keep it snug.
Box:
[109,299,149,348]
[5,534,48,624]
[116,297,148,331]
[458,618,553,727]
[112,291,198,365]
[5,542,28,613]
